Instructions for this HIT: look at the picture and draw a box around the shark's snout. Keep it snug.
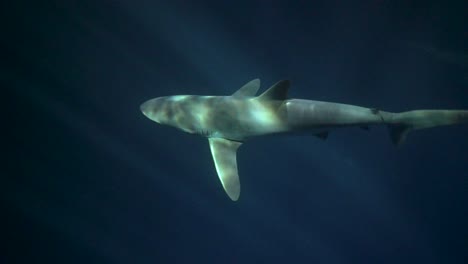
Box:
[140,100,151,117]
[140,97,166,123]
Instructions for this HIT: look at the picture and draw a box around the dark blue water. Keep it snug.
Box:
[5,1,467,263]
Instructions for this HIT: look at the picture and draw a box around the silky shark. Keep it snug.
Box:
[140,79,468,201]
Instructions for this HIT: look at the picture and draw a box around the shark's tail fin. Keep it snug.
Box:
[387,110,468,146]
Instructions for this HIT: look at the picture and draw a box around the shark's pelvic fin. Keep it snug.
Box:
[257,80,290,101]
[208,138,242,201]
[314,131,329,140]
[232,78,261,98]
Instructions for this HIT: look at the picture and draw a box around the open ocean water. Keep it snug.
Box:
[4,1,467,263]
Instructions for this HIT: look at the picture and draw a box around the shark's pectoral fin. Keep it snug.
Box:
[208,138,242,201]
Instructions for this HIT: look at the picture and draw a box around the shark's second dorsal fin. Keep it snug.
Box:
[232,79,261,97]
[257,80,290,101]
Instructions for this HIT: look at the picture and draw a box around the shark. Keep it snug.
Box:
[140,79,468,201]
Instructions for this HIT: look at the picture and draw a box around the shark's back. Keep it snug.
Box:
[192,96,287,141]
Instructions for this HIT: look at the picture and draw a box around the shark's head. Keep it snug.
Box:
[140,97,167,124]
[140,96,200,134]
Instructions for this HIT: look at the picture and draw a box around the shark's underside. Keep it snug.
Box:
[140,79,468,201]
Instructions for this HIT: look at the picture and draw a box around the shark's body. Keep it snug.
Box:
[140,79,468,201]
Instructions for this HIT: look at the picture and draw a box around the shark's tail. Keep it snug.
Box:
[384,110,468,146]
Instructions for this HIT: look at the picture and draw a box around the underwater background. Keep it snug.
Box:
[5,0,467,263]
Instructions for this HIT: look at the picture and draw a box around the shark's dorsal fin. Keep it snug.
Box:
[208,138,242,201]
[232,79,261,97]
[257,80,290,101]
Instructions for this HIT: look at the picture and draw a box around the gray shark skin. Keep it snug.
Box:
[140,79,468,201]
